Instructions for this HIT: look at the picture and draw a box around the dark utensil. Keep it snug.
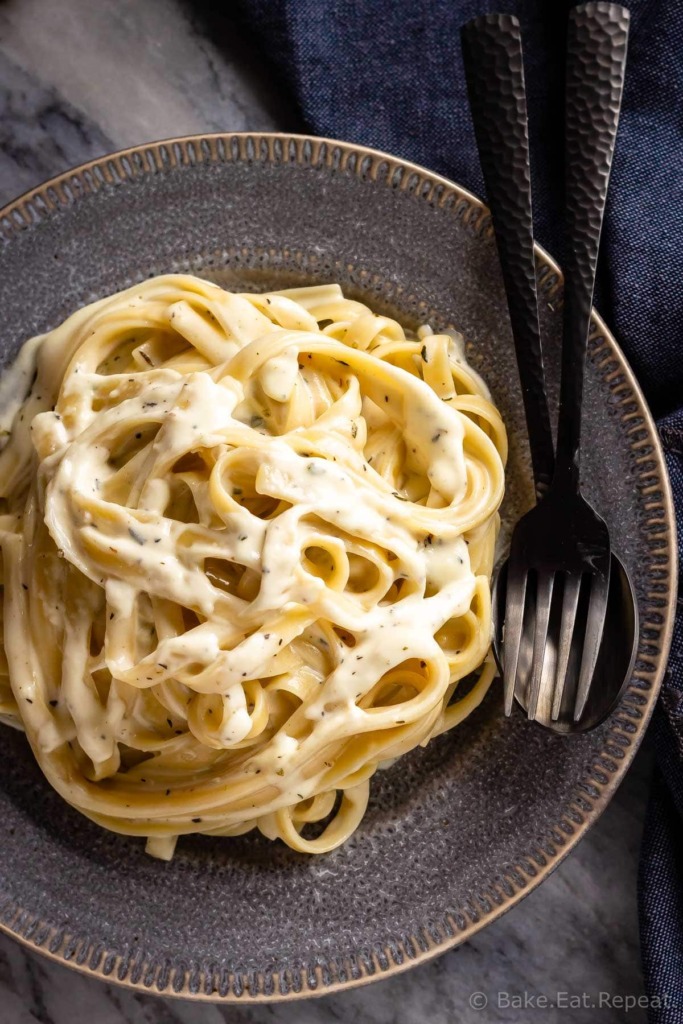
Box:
[492,555,637,732]
[462,4,635,731]
[461,13,554,499]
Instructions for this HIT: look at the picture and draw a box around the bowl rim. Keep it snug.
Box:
[0,130,676,1002]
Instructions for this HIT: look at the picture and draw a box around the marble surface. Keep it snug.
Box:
[0,1,653,1021]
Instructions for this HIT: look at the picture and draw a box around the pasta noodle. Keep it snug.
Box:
[0,275,506,859]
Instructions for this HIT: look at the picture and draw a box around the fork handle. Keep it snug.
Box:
[555,2,629,485]
[461,14,555,493]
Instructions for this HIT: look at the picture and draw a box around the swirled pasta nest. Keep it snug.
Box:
[0,276,506,858]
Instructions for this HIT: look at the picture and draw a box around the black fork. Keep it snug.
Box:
[462,3,629,723]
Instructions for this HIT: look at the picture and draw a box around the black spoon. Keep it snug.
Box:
[462,6,637,733]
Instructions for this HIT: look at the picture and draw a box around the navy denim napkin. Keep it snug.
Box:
[235,1,683,1017]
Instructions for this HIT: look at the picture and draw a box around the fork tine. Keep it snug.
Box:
[573,570,610,721]
[503,562,528,716]
[551,572,582,721]
[527,572,555,721]
[528,573,557,724]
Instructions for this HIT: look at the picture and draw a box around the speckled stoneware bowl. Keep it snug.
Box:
[0,134,676,1002]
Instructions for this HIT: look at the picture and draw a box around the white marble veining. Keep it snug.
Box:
[0,1,652,1021]
[0,0,295,205]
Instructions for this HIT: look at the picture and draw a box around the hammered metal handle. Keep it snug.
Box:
[555,2,629,482]
[462,14,555,493]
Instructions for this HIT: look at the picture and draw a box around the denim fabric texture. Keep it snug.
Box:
[236,1,683,1016]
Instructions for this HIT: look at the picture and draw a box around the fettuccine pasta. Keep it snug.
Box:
[0,275,506,858]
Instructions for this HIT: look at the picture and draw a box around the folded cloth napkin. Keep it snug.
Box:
[235,0,683,1017]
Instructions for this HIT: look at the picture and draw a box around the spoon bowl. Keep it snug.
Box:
[492,550,638,733]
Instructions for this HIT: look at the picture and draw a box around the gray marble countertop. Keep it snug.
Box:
[0,2,652,1021]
